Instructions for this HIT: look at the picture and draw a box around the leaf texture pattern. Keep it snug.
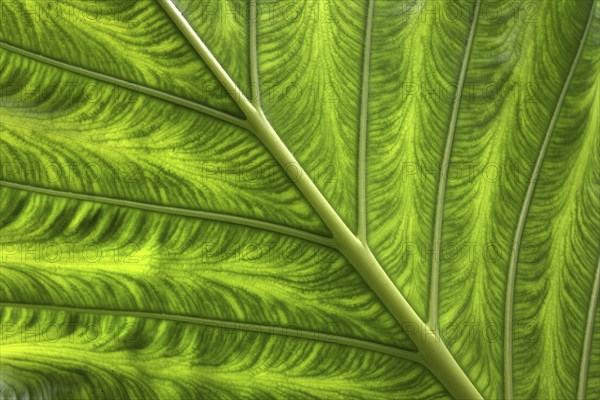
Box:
[0,0,598,399]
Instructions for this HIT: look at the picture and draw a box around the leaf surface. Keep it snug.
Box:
[1,0,599,399]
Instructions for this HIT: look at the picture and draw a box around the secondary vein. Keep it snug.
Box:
[0,301,422,363]
[578,257,600,400]
[428,0,481,327]
[0,41,249,130]
[503,6,595,399]
[249,0,261,109]
[0,180,335,247]
[357,0,375,243]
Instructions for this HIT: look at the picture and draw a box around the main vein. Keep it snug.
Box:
[155,0,257,119]
[0,180,335,247]
[503,6,595,399]
[0,41,248,130]
[578,257,600,400]
[156,0,351,244]
[357,0,375,243]
[428,0,481,327]
[156,1,483,398]
[0,301,421,363]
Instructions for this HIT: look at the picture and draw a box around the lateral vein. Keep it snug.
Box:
[428,0,481,327]
[249,0,261,109]
[0,180,335,247]
[578,257,600,400]
[357,0,375,243]
[0,301,422,363]
[503,6,595,399]
[0,41,249,130]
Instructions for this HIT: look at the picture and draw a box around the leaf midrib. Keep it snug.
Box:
[156,0,483,397]
[0,301,421,364]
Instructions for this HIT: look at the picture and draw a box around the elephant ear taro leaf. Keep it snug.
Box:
[0,0,599,399]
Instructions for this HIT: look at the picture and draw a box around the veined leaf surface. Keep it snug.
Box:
[0,0,599,399]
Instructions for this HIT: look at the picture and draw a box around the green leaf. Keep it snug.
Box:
[1,0,598,399]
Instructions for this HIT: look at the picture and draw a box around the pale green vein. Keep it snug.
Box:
[156,0,257,119]
[249,0,261,109]
[358,0,374,243]
[0,302,422,363]
[428,0,481,327]
[503,6,595,399]
[157,1,483,397]
[0,41,249,130]
[578,257,600,400]
[0,180,335,247]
